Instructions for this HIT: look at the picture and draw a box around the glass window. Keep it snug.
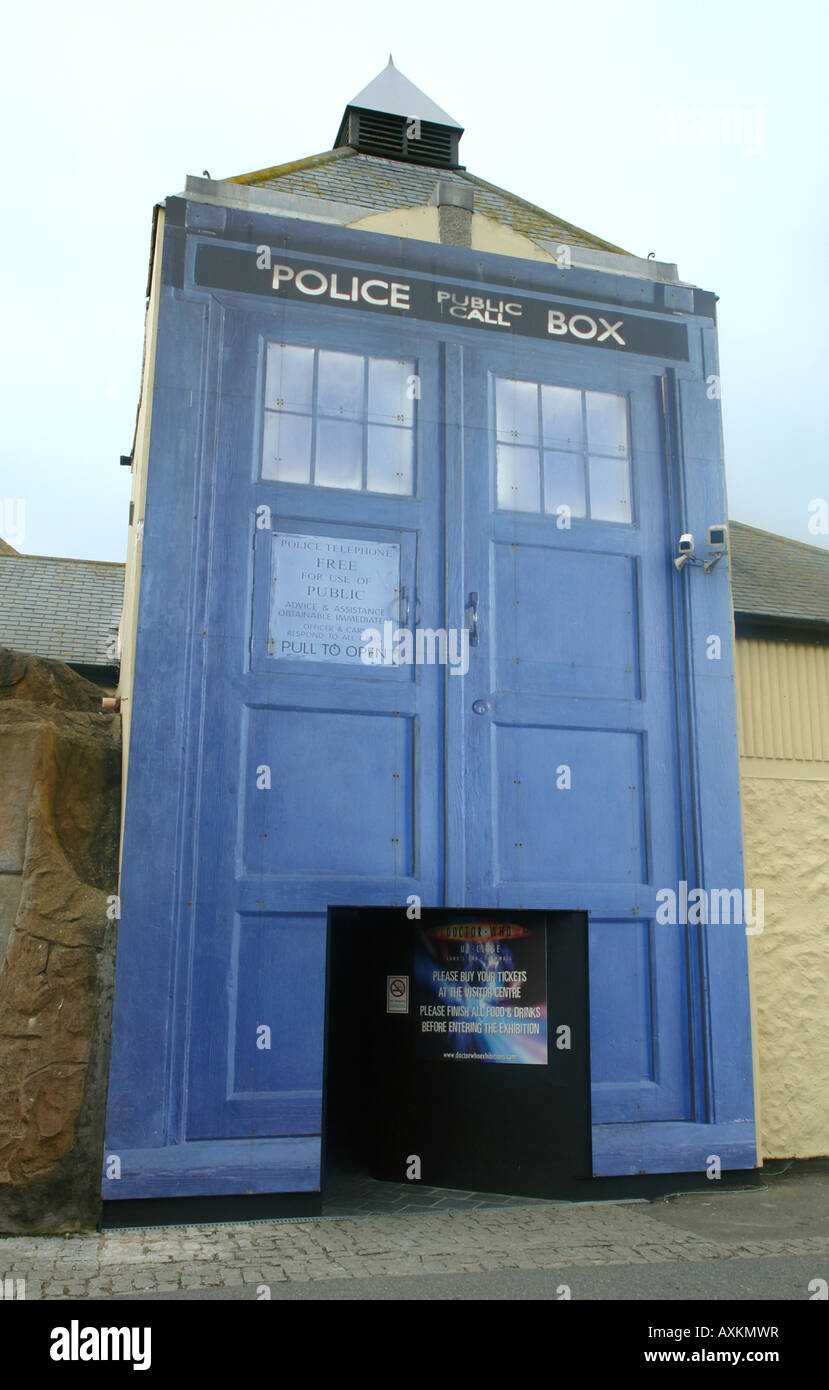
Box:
[588,455,631,523]
[317,351,363,419]
[264,344,314,413]
[316,419,363,490]
[261,412,312,484]
[586,391,628,455]
[496,377,539,445]
[543,450,586,518]
[496,444,541,512]
[263,345,416,495]
[368,358,415,428]
[495,376,631,523]
[367,426,414,495]
[541,385,583,448]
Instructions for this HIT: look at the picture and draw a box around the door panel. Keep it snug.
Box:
[491,541,641,700]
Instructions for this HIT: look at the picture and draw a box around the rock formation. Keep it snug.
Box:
[0,647,120,1231]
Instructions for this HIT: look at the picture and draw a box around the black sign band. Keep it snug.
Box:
[193,243,689,362]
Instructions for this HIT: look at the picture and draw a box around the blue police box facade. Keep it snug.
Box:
[103,71,756,1201]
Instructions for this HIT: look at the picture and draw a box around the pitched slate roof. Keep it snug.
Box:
[729,522,829,625]
[0,539,19,556]
[226,147,628,256]
[0,554,125,667]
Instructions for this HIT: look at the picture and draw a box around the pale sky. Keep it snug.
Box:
[1,0,827,560]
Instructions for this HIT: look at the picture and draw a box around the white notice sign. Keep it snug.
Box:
[387,975,409,1014]
[270,531,401,665]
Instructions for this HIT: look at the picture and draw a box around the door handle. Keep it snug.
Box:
[398,585,410,628]
[466,592,479,646]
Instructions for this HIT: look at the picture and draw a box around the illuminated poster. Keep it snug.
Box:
[414,920,547,1064]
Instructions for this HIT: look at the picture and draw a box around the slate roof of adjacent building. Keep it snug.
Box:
[729,522,829,626]
[0,553,125,668]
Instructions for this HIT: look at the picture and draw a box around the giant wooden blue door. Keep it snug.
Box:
[453,341,699,1172]
[103,206,756,1199]
[185,306,444,1148]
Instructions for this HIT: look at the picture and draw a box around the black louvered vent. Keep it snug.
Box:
[356,110,407,158]
[409,120,455,168]
[337,107,461,168]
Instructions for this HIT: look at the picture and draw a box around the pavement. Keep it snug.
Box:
[1,1161,827,1301]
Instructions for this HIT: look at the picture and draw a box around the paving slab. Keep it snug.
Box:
[1,1162,826,1300]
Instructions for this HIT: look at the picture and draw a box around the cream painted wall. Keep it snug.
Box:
[347,205,556,262]
[736,636,829,1159]
[117,207,165,849]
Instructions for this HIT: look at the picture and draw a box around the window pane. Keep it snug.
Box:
[317,350,363,418]
[367,426,414,495]
[586,391,628,455]
[368,358,415,427]
[261,411,312,483]
[496,444,540,512]
[495,378,539,445]
[541,385,583,448]
[315,418,363,489]
[588,455,631,522]
[543,450,586,517]
[264,344,314,413]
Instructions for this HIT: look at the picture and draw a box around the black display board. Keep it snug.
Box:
[325,908,591,1199]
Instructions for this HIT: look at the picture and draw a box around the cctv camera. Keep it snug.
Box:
[678,534,695,554]
[708,524,728,549]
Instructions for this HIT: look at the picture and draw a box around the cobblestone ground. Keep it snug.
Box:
[2,1198,828,1298]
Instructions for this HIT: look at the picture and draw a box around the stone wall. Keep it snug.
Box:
[0,648,120,1232]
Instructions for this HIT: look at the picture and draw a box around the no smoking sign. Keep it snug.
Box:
[386,975,409,1014]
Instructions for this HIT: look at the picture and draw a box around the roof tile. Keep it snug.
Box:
[0,555,125,667]
[729,522,829,624]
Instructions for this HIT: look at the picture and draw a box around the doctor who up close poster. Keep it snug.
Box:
[413,920,547,1065]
